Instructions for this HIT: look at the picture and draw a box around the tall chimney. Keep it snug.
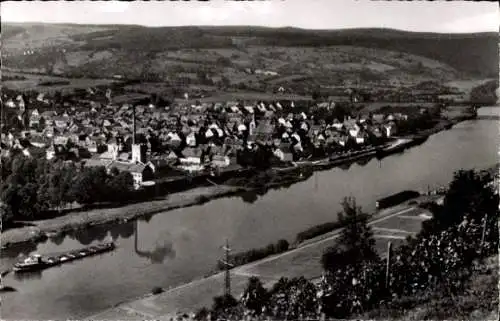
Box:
[132,104,136,145]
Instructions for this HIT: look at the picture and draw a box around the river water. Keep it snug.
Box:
[1,107,499,320]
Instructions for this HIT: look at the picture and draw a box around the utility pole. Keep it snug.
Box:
[385,241,392,291]
[480,214,488,254]
[221,239,233,297]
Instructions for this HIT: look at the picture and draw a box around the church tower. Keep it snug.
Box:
[131,104,146,163]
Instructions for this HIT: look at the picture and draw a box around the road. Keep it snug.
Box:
[86,202,432,320]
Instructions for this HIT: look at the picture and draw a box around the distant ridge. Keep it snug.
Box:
[2,23,498,78]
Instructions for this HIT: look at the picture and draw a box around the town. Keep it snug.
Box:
[1,82,474,192]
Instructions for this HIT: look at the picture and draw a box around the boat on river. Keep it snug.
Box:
[13,242,115,273]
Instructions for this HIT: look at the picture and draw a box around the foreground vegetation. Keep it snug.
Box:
[0,152,134,224]
[191,168,498,320]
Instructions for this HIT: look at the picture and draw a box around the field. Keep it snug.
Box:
[173,91,313,104]
[2,71,116,92]
[445,79,497,95]
[360,102,436,114]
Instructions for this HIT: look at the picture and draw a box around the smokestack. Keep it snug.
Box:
[132,104,136,145]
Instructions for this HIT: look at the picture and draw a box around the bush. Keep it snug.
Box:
[218,239,290,270]
[296,213,370,244]
[38,80,71,86]
[151,286,164,295]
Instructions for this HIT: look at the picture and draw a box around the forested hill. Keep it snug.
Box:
[2,23,498,78]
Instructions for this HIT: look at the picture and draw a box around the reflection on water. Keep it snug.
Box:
[3,220,175,266]
[2,222,135,261]
[134,221,176,264]
[241,191,258,204]
[1,243,38,260]
[69,224,109,245]
[338,162,351,171]
[355,156,372,166]
[49,232,66,246]
[12,270,42,282]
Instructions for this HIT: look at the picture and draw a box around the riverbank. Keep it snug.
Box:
[0,185,245,250]
[0,166,313,252]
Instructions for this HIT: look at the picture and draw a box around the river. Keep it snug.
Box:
[1,107,499,320]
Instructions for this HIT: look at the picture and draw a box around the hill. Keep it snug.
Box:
[2,23,497,91]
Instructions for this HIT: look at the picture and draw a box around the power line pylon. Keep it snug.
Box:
[221,239,233,297]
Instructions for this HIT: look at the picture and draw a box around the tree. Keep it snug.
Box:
[268,277,319,319]
[211,294,238,317]
[71,167,108,205]
[241,276,269,315]
[322,197,377,272]
[426,169,498,234]
[107,171,134,203]
[275,239,289,252]
[312,90,321,101]
[470,79,498,105]
[0,202,12,227]
[221,76,231,88]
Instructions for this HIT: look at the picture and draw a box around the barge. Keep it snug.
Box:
[13,242,115,273]
[376,190,421,209]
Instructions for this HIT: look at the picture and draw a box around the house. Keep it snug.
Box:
[46,145,56,160]
[53,135,69,146]
[5,99,16,108]
[211,154,231,168]
[331,119,343,131]
[29,114,41,128]
[147,157,173,175]
[180,147,204,164]
[86,137,107,153]
[251,121,275,144]
[118,152,131,162]
[384,123,396,137]
[393,113,408,121]
[108,161,154,189]
[372,114,385,123]
[54,117,69,129]
[166,132,183,148]
[273,144,294,162]
[345,121,360,137]
[165,150,179,162]
[355,132,367,145]
[186,132,197,146]
[30,135,49,148]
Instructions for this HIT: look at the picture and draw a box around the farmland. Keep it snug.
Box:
[2,71,117,92]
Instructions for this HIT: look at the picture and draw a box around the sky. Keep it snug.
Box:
[2,0,498,33]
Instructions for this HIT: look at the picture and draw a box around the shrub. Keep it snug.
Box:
[296,213,370,244]
[151,286,164,295]
[218,239,291,270]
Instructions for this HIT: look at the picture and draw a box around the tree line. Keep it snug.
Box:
[1,153,134,225]
[191,168,498,320]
